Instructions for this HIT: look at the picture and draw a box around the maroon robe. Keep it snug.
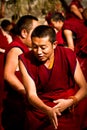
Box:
[63,17,87,129]
[56,30,65,45]
[0,28,9,92]
[0,28,10,130]
[19,45,81,130]
[63,17,87,80]
[1,36,29,130]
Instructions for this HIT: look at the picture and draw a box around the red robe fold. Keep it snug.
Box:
[19,46,81,130]
[0,28,10,130]
[0,28,9,90]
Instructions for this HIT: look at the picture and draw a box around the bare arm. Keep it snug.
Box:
[70,5,83,19]
[4,48,26,95]
[64,29,74,50]
[53,60,87,112]
[73,60,87,100]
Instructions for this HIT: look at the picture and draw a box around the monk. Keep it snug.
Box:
[19,25,87,130]
[2,15,39,130]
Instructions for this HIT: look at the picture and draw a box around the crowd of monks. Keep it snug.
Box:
[0,0,87,130]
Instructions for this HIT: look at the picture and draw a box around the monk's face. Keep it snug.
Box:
[51,20,63,31]
[32,36,56,62]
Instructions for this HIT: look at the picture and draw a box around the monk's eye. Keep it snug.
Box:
[41,46,46,50]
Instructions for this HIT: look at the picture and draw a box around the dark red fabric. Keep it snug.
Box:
[56,30,65,45]
[0,28,9,130]
[0,28,9,50]
[6,36,29,54]
[63,17,87,80]
[63,17,87,129]
[63,18,87,42]
[19,46,81,130]
[0,28,9,88]
[1,36,29,130]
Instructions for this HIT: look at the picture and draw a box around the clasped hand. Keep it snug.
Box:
[47,99,71,129]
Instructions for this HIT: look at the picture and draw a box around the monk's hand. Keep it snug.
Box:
[46,107,61,129]
[53,99,72,112]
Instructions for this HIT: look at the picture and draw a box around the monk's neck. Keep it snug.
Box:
[44,54,54,69]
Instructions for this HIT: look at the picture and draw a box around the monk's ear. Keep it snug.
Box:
[21,29,28,38]
[53,41,57,49]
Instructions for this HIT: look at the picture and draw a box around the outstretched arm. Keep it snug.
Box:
[64,29,74,50]
[70,4,83,19]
